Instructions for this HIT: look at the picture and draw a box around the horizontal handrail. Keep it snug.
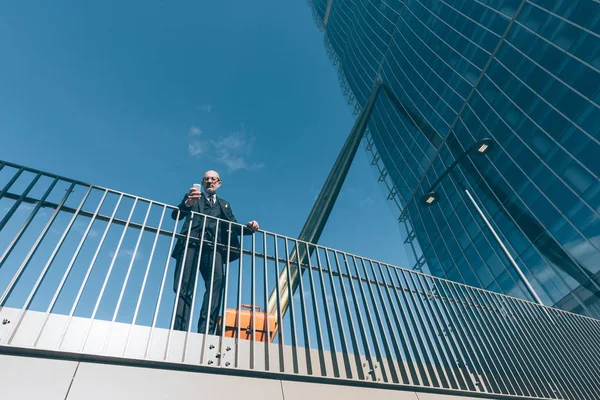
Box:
[0,190,526,317]
[1,159,599,400]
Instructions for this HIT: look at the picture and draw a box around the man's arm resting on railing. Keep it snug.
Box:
[226,204,259,236]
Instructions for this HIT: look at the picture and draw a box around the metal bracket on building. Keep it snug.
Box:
[362,358,383,382]
[404,229,417,244]
[440,325,454,337]
[411,255,426,272]
[203,336,222,366]
[365,136,374,152]
[218,343,235,368]
[370,152,381,166]
[387,187,398,201]
[398,208,408,223]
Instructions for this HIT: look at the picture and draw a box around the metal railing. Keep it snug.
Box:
[0,159,599,400]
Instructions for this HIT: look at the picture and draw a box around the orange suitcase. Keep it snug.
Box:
[218,304,277,342]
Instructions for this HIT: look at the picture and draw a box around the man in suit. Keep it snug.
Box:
[171,170,259,334]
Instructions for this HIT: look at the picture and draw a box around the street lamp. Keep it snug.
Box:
[420,138,544,306]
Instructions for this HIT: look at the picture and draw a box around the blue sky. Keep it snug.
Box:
[0,0,408,268]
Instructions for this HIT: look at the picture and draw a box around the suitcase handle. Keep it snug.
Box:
[241,304,261,311]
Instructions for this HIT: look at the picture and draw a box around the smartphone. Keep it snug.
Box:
[193,183,201,192]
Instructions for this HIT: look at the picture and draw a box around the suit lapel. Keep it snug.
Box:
[217,198,230,221]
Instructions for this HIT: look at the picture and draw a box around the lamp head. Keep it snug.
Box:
[472,138,495,155]
[421,191,440,206]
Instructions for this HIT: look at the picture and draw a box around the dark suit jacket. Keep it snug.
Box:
[170,193,252,262]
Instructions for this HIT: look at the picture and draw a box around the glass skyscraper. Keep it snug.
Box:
[308,0,600,318]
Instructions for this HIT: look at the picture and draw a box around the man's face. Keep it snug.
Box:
[202,170,221,196]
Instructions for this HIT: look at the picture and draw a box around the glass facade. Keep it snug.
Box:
[309,0,600,318]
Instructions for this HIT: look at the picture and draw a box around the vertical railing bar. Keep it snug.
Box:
[441,280,505,394]
[291,238,313,375]
[33,189,108,348]
[0,180,75,304]
[563,310,600,391]
[0,166,24,199]
[304,242,327,377]
[415,274,474,391]
[579,313,600,337]
[0,171,41,233]
[375,262,417,385]
[482,289,561,397]
[431,279,493,393]
[218,221,234,366]
[336,252,378,382]
[523,300,591,399]
[250,229,256,370]
[199,216,221,362]
[353,256,395,383]
[509,297,592,399]
[126,205,167,356]
[273,234,285,372]
[503,294,581,399]
[398,269,448,388]
[4,183,87,345]
[315,246,346,378]
[456,284,524,396]
[167,213,204,360]
[145,208,180,359]
[454,282,517,394]
[361,258,404,384]
[559,311,600,396]
[380,262,427,386]
[567,311,600,388]
[234,233,243,368]
[409,272,463,390]
[283,238,299,373]
[405,269,457,389]
[102,200,153,354]
[425,276,480,392]
[391,266,439,387]
[568,313,600,392]
[56,193,124,351]
[262,230,270,371]
[461,285,531,397]
[462,286,526,396]
[79,197,140,353]
[505,297,584,399]
[0,175,53,267]
[326,249,358,379]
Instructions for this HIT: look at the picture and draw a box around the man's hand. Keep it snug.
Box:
[184,187,201,207]
[246,221,259,231]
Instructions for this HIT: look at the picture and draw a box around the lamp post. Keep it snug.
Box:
[421,138,544,306]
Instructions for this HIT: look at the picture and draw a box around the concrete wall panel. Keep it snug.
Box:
[0,354,78,400]
[281,380,419,400]
[66,362,284,400]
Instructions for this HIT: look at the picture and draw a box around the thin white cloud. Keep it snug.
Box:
[13,203,35,212]
[187,125,264,173]
[72,220,99,238]
[108,248,144,262]
[197,104,213,113]
[188,125,202,136]
[188,141,203,156]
